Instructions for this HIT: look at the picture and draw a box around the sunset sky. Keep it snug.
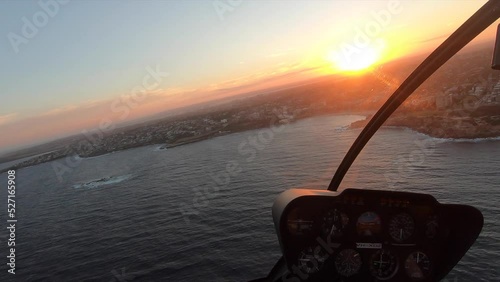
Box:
[0,0,498,153]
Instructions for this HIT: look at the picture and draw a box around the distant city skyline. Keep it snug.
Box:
[0,0,498,153]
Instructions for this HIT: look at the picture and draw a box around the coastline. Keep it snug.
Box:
[2,112,500,174]
[0,113,361,173]
[349,113,500,139]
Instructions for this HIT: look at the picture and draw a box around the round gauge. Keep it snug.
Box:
[369,249,399,280]
[334,249,362,277]
[357,212,382,236]
[405,251,431,280]
[389,213,415,242]
[321,209,349,239]
[298,246,327,274]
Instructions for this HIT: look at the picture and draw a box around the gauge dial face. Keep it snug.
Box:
[335,249,362,277]
[298,247,327,274]
[389,213,415,242]
[405,251,431,280]
[369,249,399,280]
[321,209,349,239]
[357,212,382,236]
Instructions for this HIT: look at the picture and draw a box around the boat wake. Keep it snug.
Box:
[153,144,169,152]
[72,174,133,189]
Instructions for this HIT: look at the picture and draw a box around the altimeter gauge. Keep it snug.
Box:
[321,209,349,239]
[389,213,415,242]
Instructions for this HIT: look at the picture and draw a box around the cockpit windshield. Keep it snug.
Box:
[0,1,499,281]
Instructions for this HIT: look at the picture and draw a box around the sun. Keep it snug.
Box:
[327,46,380,73]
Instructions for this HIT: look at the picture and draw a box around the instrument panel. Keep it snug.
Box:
[272,189,483,282]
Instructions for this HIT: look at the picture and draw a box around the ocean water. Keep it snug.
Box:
[0,114,499,281]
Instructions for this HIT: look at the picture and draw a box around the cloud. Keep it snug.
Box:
[39,99,108,117]
[41,105,80,116]
[0,88,198,148]
[0,65,321,152]
[0,113,18,126]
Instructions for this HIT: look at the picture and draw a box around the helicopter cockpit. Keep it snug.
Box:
[273,189,482,281]
[252,1,500,281]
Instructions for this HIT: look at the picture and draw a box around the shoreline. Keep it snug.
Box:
[349,114,500,139]
[2,112,500,174]
[373,125,500,142]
